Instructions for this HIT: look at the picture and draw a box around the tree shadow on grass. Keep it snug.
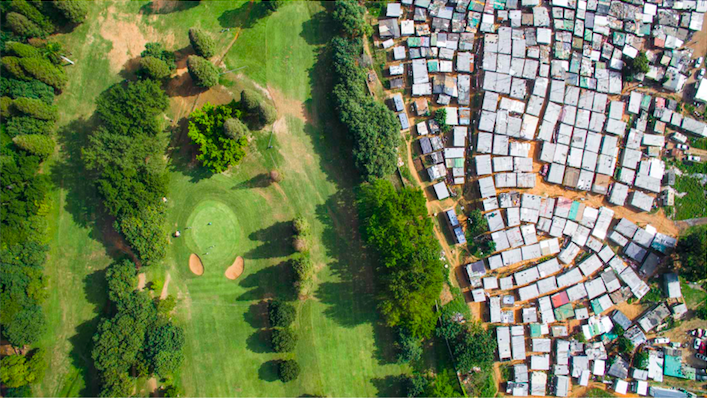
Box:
[258,359,280,382]
[236,260,295,302]
[231,173,272,190]
[218,1,270,30]
[243,301,269,329]
[299,9,335,46]
[371,375,405,397]
[246,329,271,354]
[243,221,295,260]
[139,0,200,15]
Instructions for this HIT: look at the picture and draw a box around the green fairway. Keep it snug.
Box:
[184,199,242,270]
[37,1,416,397]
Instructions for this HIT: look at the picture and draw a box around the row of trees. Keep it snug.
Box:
[0,1,87,393]
[83,76,170,266]
[91,260,184,396]
[330,36,401,181]
[357,179,446,338]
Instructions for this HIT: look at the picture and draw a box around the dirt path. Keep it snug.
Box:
[676,216,707,231]
[160,272,171,300]
[137,273,146,291]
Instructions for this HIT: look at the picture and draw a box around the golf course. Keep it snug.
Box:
[32,1,434,396]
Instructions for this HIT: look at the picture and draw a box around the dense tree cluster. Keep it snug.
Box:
[436,309,497,373]
[357,179,445,337]
[83,79,170,266]
[92,259,185,395]
[187,100,249,173]
[332,0,371,38]
[674,225,706,282]
[330,37,401,181]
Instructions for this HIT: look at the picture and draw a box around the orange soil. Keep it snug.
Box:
[224,256,244,280]
[189,253,204,276]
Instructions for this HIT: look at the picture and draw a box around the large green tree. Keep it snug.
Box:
[333,0,371,37]
[187,101,248,173]
[675,225,706,282]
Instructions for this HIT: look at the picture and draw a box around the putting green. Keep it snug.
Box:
[184,199,241,270]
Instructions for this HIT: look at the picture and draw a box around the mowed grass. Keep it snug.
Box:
[38,1,412,397]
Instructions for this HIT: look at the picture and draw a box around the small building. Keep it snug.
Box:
[664,273,682,299]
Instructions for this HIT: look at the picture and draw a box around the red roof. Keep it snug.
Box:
[551,291,570,308]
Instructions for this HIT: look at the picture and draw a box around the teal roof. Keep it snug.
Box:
[554,304,575,321]
[530,323,542,337]
[664,355,686,379]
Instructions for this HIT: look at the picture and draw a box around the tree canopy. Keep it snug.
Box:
[187,101,248,173]
[333,0,371,38]
[675,225,706,282]
[187,55,219,88]
[358,179,445,337]
[188,27,216,58]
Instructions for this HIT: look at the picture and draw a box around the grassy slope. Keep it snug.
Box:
[38,1,410,396]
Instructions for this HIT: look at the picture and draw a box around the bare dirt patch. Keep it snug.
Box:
[160,272,171,300]
[189,253,204,276]
[225,256,245,280]
[137,273,147,291]
[98,6,175,74]
[267,85,312,123]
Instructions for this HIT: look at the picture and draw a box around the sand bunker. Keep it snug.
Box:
[225,256,244,280]
[189,253,204,276]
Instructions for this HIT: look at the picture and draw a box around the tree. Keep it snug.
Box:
[116,204,168,267]
[674,225,706,282]
[0,77,55,104]
[466,208,487,237]
[105,259,137,302]
[291,254,314,282]
[278,359,301,382]
[292,216,310,236]
[139,56,171,80]
[223,117,248,140]
[257,102,277,126]
[95,79,169,137]
[6,116,54,137]
[144,323,185,377]
[696,305,707,320]
[268,299,296,328]
[404,373,429,397]
[333,0,372,38]
[434,108,451,133]
[634,350,649,370]
[98,370,132,398]
[9,0,55,34]
[52,0,89,24]
[270,170,282,183]
[240,89,259,112]
[271,327,298,352]
[5,305,46,348]
[396,330,422,363]
[0,355,32,388]
[624,51,650,81]
[454,327,497,372]
[617,336,634,355]
[426,370,458,398]
[188,27,216,58]
[157,295,177,317]
[13,134,55,158]
[293,236,308,252]
[141,42,176,71]
[12,97,58,120]
[18,56,68,90]
[435,312,464,341]
[187,101,248,172]
[187,55,219,88]
[5,12,43,38]
[4,41,42,59]
[263,0,283,12]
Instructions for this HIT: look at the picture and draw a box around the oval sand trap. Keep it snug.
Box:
[225,256,244,280]
[189,253,204,276]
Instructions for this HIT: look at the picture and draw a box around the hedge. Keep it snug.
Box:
[5,13,43,39]
[188,28,216,58]
[4,41,42,59]
[6,116,54,137]
[19,57,67,90]
[52,0,89,24]
[186,55,218,88]
[139,56,171,80]
[12,97,58,121]
[0,78,55,104]
[9,0,54,34]
[12,134,55,158]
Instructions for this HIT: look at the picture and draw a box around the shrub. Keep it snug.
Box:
[291,254,314,282]
[396,330,422,363]
[6,116,54,137]
[617,337,634,355]
[269,170,282,183]
[257,102,277,125]
[240,89,259,111]
[12,97,58,120]
[1,57,31,81]
[4,41,42,59]
[268,299,296,328]
[5,12,44,38]
[696,305,707,320]
[223,117,247,140]
[271,327,298,352]
[19,57,68,90]
[141,42,176,71]
[278,359,301,382]
[293,236,308,252]
[1,97,13,118]
[186,55,219,88]
[139,56,171,80]
[263,0,284,12]
[188,27,216,58]
[9,0,55,34]
[1,78,55,104]
[52,0,89,24]
[12,134,55,158]
[404,373,429,397]
[292,216,310,236]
